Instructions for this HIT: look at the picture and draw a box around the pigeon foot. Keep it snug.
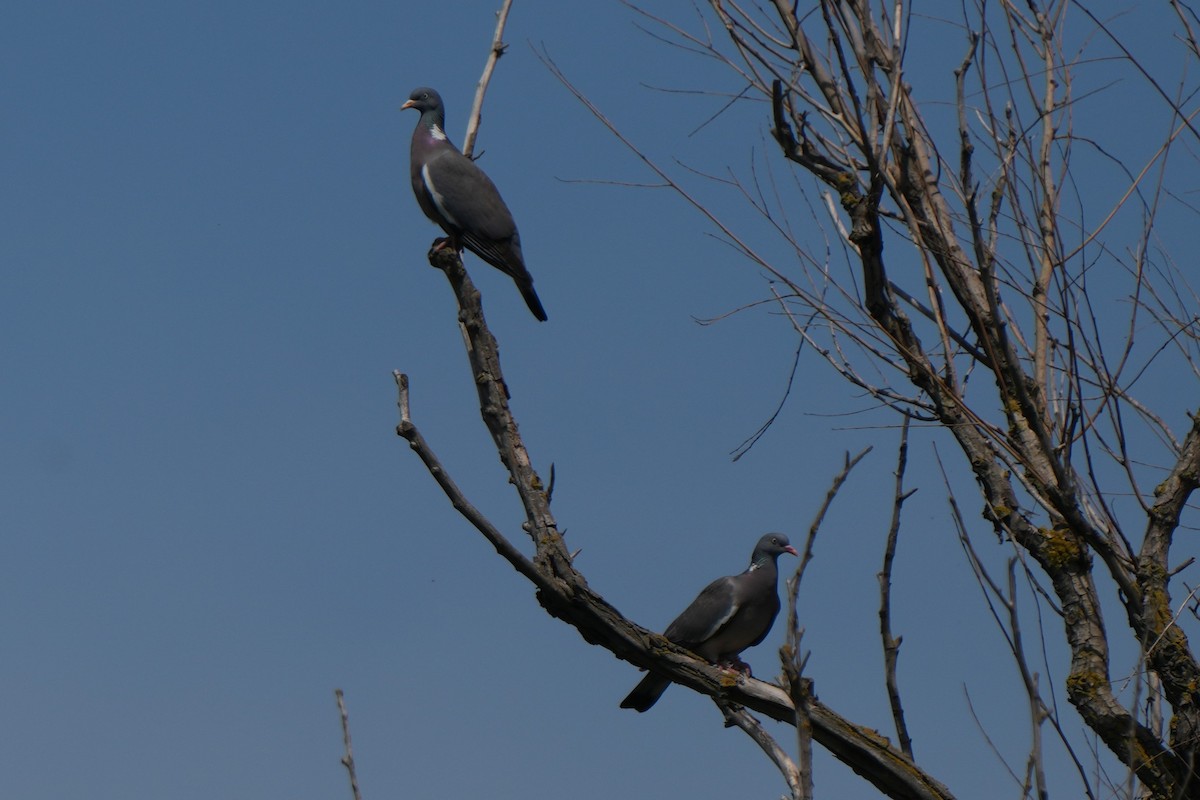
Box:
[720,657,753,676]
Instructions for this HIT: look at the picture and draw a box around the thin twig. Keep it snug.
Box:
[463,0,515,159]
[878,417,914,757]
[779,446,872,798]
[335,689,363,800]
[793,446,872,587]
[394,369,546,588]
[779,613,815,800]
[715,700,806,799]
[791,674,815,800]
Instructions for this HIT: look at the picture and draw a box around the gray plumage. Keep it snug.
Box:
[401,87,547,322]
[621,533,798,712]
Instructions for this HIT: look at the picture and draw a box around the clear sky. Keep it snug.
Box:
[3,2,1194,798]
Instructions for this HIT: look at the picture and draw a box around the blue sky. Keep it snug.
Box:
[4,2,1195,798]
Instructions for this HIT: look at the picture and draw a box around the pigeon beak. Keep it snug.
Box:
[400,99,416,111]
[784,545,799,556]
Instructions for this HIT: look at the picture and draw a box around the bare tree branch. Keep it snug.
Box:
[397,246,957,800]
[879,417,914,758]
[335,689,363,800]
[716,699,807,800]
[462,0,514,159]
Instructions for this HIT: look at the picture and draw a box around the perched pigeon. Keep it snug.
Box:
[401,87,547,322]
[621,533,798,712]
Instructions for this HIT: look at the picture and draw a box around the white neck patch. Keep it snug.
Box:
[430,125,448,142]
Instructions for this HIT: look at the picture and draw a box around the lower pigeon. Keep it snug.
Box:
[621,533,798,712]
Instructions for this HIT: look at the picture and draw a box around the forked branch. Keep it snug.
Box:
[396,246,956,800]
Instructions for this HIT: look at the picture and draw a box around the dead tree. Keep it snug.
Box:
[394,2,1200,799]
[590,1,1200,797]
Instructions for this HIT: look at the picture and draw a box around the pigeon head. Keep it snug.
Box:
[401,86,442,111]
[401,87,445,126]
[751,533,798,566]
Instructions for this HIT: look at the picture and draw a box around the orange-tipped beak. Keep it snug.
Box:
[400,99,416,111]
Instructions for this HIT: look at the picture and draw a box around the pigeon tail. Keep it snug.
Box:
[620,673,672,713]
[517,280,548,322]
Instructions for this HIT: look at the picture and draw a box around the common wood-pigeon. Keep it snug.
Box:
[621,533,797,712]
[401,87,547,322]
